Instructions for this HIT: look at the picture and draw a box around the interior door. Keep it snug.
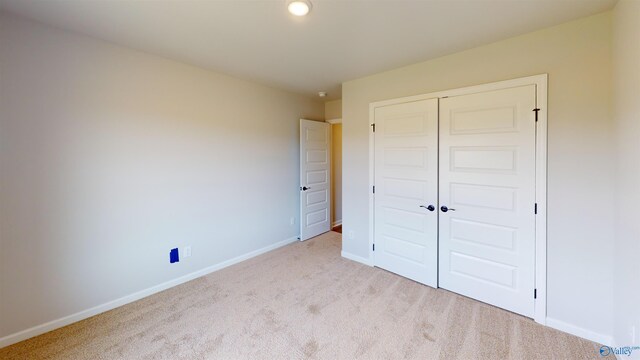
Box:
[438,85,537,317]
[300,119,331,241]
[373,99,439,287]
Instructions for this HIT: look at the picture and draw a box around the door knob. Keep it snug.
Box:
[420,205,435,212]
[440,206,456,212]
[301,186,311,191]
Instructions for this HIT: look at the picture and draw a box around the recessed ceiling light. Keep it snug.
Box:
[318,91,327,97]
[288,0,312,16]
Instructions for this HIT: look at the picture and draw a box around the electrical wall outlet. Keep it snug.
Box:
[290,217,295,226]
[183,246,192,258]
[348,230,355,240]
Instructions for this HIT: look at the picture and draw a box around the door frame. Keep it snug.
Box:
[368,74,548,325]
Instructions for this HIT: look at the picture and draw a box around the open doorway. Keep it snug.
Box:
[326,99,342,234]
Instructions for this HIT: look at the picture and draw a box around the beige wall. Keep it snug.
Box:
[325,99,342,120]
[325,100,343,226]
[342,12,614,341]
[331,124,342,225]
[612,0,640,346]
[0,13,323,340]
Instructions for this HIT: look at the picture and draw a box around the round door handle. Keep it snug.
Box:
[440,206,456,212]
[420,205,435,212]
[301,186,311,191]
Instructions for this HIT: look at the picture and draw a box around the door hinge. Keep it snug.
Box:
[371,123,376,132]
[533,108,540,122]
[534,288,537,299]
[534,203,538,214]
[373,185,375,194]
[373,244,375,251]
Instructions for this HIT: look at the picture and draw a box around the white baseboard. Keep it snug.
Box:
[546,317,613,346]
[341,251,373,266]
[332,220,342,227]
[0,236,298,349]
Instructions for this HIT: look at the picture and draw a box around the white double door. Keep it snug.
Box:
[373,85,537,317]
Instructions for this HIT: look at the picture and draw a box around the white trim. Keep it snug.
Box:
[368,102,376,269]
[546,317,613,346]
[341,251,373,266]
[368,74,548,324]
[332,220,342,227]
[0,236,299,349]
[326,118,342,124]
[533,75,548,325]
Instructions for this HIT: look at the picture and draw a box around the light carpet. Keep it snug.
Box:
[0,231,605,359]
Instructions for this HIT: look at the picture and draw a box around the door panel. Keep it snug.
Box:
[374,99,439,287]
[300,119,331,241]
[438,85,536,317]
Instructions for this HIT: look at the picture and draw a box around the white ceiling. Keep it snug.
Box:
[0,0,617,100]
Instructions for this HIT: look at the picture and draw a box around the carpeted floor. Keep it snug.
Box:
[0,231,605,359]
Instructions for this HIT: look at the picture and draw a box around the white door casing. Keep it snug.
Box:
[373,99,439,287]
[300,119,331,241]
[438,85,537,317]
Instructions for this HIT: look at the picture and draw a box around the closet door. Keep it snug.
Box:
[438,85,537,317]
[373,98,439,287]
